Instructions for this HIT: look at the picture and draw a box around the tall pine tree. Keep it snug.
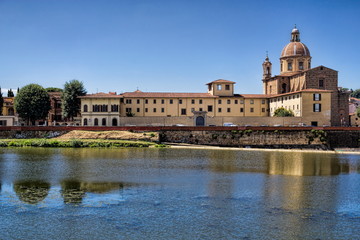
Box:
[0,87,3,116]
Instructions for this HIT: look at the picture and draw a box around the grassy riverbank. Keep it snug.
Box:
[0,139,162,148]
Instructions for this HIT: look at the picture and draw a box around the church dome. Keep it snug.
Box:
[281,42,310,58]
[280,26,310,58]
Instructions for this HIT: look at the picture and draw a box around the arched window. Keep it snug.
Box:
[112,118,118,126]
[282,83,287,93]
[84,105,88,112]
[102,118,106,126]
[94,118,99,126]
[83,118,88,126]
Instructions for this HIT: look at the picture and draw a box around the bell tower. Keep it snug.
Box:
[262,53,272,79]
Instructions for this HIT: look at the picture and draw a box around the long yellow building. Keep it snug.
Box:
[80,26,347,127]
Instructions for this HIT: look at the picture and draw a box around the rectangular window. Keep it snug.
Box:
[225,85,230,90]
[227,108,231,113]
[240,100,244,104]
[179,99,182,104]
[218,108,222,113]
[217,84,222,90]
[136,108,140,113]
[145,108,148,113]
[126,99,132,104]
[137,99,140,104]
[153,108,156,112]
[262,99,265,104]
[313,103,321,112]
[145,99,148,104]
[319,79,324,88]
[240,108,244,113]
[191,99,195,104]
[299,62,304,70]
[126,108,132,113]
[235,100,238,104]
[207,105,213,112]
[161,99,165,104]
[313,93,321,101]
[199,99,203,104]
[227,100,231,104]
[250,108,254,112]
[181,109,186,115]
[218,99,222,104]
[161,108,165,113]
[250,99,254,104]
[262,108,265,112]
[170,99,173,104]
[199,108,203,111]
[288,62,292,70]
[153,99,157,104]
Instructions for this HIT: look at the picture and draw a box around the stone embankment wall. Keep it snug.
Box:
[0,126,359,150]
[160,129,360,150]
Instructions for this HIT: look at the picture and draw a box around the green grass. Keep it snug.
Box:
[0,139,157,148]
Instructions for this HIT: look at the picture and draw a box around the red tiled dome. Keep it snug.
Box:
[281,41,310,58]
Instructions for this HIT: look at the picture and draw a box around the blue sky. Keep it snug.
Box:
[1,0,359,95]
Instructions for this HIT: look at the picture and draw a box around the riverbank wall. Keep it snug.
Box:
[0,126,359,149]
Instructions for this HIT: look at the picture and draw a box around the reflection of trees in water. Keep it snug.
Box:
[61,180,125,204]
[61,180,86,204]
[13,181,50,204]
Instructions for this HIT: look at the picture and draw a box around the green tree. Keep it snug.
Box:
[7,89,14,97]
[62,80,87,121]
[46,87,63,92]
[0,87,3,116]
[273,107,294,117]
[351,89,360,99]
[14,84,51,125]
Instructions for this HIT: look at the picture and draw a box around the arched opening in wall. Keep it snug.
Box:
[282,83,287,93]
[102,118,106,126]
[94,118,99,126]
[339,109,346,126]
[266,67,270,75]
[196,116,205,126]
[83,118,88,126]
[84,105,88,112]
[112,118,118,126]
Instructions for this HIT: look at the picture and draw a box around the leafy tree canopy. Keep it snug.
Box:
[46,87,63,92]
[351,89,360,99]
[14,84,50,125]
[62,80,86,120]
[273,107,295,117]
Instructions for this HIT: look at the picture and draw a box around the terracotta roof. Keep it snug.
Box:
[277,71,303,77]
[206,79,236,85]
[122,91,216,98]
[240,94,269,99]
[80,92,123,98]
[3,97,14,104]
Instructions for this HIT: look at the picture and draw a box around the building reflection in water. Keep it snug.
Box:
[267,151,349,176]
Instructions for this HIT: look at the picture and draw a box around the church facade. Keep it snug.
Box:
[80,27,348,127]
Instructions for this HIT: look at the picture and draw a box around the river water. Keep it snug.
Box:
[0,147,360,240]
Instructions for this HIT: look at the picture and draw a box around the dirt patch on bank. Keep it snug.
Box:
[56,130,158,142]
